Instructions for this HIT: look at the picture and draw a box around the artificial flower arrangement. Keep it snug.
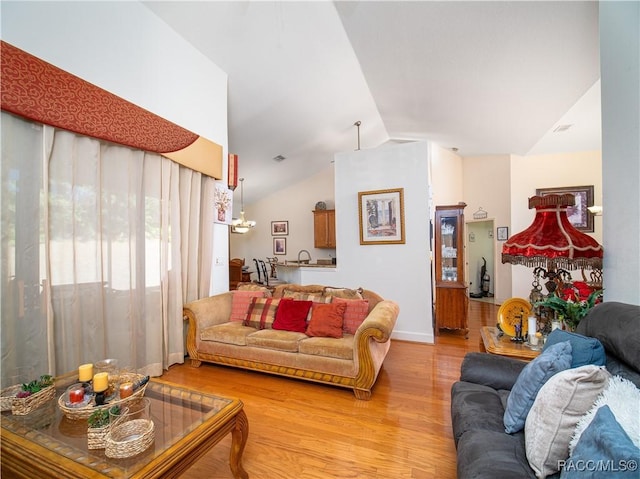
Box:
[535,281,603,331]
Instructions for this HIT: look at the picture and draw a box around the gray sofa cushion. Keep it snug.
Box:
[576,302,640,377]
[451,381,508,446]
[456,430,536,479]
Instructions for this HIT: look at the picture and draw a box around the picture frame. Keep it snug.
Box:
[535,185,594,232]
[358,188,405,245]
[497,226,509,241]
[271,220,289,236]
[213,184,233,225]
[273,237,286,255]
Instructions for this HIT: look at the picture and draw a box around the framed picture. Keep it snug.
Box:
[497,226,509,241]
[273,237,286,255]
[271,220,289,236]
[213,184,233,225]
[535,185,594,232]
[358,188,405,245]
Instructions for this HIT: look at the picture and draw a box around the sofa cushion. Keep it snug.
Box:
[524,365,611,479]
[298,335,354,360]
[272,298,313,333]
[569,375,640,454]
[282,290,332,303]
[561,405,640,479]
[322,286,364,300]
[200,321,257,346]
[244,297,281,329]
[230,290,269,322]
[245,328,307,353]
[306,301,347,338]
[576,302,640,373]
[451,381,509,446]
[504,341,573,434]
[333,297,369,334]
[456,430,536,479]
[543,329,606,368]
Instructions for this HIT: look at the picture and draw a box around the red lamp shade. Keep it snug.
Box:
[502,194,603,270]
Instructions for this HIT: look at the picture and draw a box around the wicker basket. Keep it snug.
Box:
[58,373,148,421]
[0,385,22,412]
[0,385,56,416]
[105,419,155,458]
[87,405,129,450]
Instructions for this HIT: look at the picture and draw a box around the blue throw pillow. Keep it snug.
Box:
[560,405,640,478]
[544,329,606,368]
[504,341,572,434]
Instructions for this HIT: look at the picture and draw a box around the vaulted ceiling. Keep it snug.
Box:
[145,1,601,205]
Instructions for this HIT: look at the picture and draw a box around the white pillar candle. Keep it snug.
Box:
[527,316,537,335]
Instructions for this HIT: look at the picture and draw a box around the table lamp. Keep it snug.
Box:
[501,194,603,303]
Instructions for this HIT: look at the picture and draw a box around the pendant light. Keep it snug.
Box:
[232,178,256,233]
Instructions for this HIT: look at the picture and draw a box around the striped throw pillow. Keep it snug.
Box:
[243,297,281,330]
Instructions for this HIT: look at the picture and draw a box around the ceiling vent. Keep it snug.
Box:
[553,124,573,133]
[272,155,286,162]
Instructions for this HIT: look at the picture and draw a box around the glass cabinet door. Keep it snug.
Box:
[440,216,458,282]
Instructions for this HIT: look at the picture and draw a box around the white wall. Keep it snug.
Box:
[600,1,640,305]
[462,155,512,303]
[333,141,433,343]
[1,1,230,294]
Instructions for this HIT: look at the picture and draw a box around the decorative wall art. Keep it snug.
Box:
[535,185,594,232]
[214,184,233,225]
[358,188,405,245]
[497,226,509,241]
[273,237,287,255]
[271,221,289,236]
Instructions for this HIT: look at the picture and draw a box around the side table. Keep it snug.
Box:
[479,326,541,361]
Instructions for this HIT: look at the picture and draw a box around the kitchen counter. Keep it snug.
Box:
[279,262,335,268]
[277,262,336,284]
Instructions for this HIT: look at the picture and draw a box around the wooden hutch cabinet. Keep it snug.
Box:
[313,209,336,248]
[434,203,468,337]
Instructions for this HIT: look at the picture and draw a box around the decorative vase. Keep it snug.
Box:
[217,208,226,222]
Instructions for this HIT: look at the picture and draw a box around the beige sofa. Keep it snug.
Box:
[183,284,400,399]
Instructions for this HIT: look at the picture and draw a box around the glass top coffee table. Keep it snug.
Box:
[1,374,248,478]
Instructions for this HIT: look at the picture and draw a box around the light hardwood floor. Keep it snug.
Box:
[162,299,498,479]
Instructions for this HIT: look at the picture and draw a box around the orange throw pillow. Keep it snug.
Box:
[230,290,268,322]
[305,301,347,338]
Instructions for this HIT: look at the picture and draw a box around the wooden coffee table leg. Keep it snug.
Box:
[230,409,249,479]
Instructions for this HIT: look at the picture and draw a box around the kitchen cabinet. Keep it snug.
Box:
[434,203,468,337]
[313,209,336,249]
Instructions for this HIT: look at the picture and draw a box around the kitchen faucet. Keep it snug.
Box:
[297,249,311,264]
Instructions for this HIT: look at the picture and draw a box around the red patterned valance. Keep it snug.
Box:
[1,41,222,179]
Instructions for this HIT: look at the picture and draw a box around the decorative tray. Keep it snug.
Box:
[58,373,149,421]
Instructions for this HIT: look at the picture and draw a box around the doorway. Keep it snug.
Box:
[466,220,495,303]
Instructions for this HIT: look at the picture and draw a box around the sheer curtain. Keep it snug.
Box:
[1,112,214,385]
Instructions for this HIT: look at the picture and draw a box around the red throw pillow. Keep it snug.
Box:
[333,297,369,334]
[230,290,267,322]
[272,299,313,333]
[305,301,347,338]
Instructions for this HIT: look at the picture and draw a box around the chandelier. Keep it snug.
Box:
[232,178,256,234]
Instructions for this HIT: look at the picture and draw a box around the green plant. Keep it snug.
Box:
[88,405,121,428]
[19,374,54,397]
[535,285,603,330]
